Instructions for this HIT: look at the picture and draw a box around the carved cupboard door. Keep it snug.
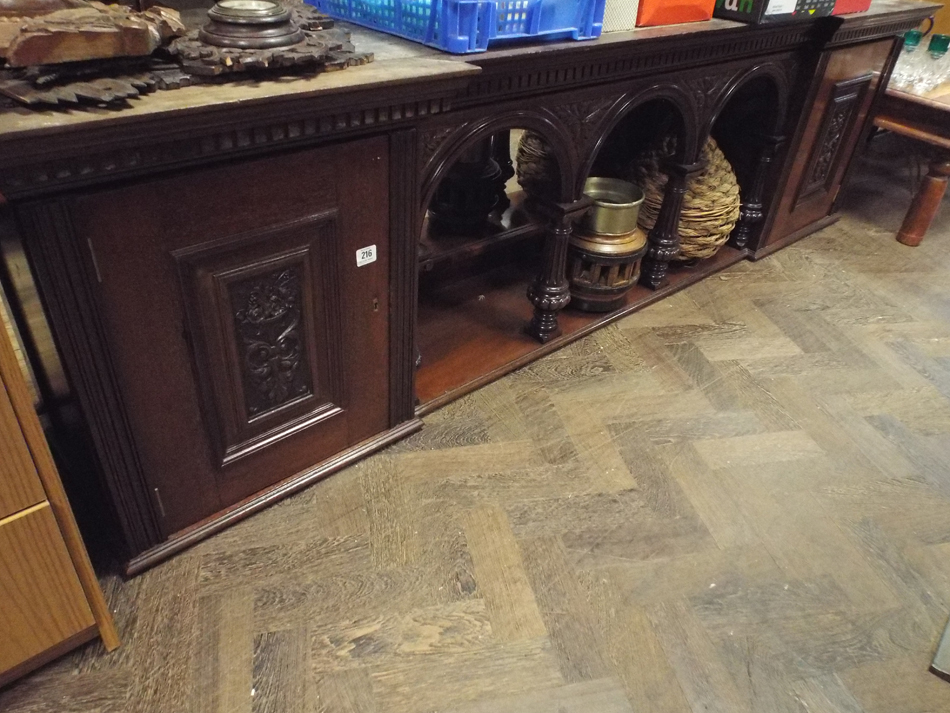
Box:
[761,38,894,251]
[68,136,391,535]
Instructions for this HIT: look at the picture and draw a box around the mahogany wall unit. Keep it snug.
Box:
[0,1,936,573]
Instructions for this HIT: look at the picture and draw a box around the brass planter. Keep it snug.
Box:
[568,177,648,312]
[580,177,645,237]
[568,226,648,313]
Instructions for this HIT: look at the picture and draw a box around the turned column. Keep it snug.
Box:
[730,134,785,251]
[526,213,572,343]
[526,199,590,343]
[897,152,950,247]
[640,159,702,290]
[492,130,515,213]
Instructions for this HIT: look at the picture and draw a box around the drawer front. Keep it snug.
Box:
[0,375,46,520]
[0,501,96,677]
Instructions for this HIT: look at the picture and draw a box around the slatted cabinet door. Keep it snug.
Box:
[68,136,392,537]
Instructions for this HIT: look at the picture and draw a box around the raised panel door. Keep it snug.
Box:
[68,136,391,535]
[761,38,894,250]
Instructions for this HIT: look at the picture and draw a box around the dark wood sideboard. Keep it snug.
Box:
[0,0,937,574]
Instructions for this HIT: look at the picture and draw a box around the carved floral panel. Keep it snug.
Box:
[797,73,872,202]
[229,266,312,419]
[174,213,343,466]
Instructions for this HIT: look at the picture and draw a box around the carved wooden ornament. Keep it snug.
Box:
[1,2,184,67]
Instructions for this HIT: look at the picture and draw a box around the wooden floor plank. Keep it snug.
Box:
[461,505,547,642]
[648,599,751,713]
[518,536,610,683]
[584,577,692,713]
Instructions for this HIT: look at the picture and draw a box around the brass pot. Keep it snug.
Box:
[570,226,647,256]
[580,177,644,237]
[567,226,648,313]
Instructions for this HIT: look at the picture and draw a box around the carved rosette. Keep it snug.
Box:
[684,71,735,115]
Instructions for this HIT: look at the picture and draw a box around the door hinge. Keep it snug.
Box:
[87,239,103,283]
[153,487,167,519]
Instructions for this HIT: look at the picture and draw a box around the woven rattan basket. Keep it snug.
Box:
[627,136,741,262]
[516,130,559,202]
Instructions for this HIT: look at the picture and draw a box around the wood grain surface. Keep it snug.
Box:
[2,132,950,711]
[0,372,44,520]
[0,292,119,661]
[0,502,95,681]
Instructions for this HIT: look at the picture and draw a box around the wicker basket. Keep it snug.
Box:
[516,130,560,202]
[626,136,741,262]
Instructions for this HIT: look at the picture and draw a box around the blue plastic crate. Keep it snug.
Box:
[308,0,605,53]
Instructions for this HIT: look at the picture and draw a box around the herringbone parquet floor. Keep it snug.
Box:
[4,137,950,712]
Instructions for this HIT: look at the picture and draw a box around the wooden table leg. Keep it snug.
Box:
[897,154,950,247]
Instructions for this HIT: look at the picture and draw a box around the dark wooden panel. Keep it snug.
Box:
[761,38,894,249]
[795,73,873,204]
[17,200,164,557]
[388,129,419,426]
[68,137,391,536]
[174,214,345,466]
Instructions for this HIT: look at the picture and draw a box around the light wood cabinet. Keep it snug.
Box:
[0,355,45,519]
[0,503,96,675]
[0,316,118,688]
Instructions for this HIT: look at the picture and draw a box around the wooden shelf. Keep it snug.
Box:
[415,245,748,414]
[419,192,541,273]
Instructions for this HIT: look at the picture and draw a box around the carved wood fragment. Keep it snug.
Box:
[2,3,184,67]
[0,60,191,105]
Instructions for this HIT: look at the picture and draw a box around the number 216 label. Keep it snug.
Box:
[356,245,377,267]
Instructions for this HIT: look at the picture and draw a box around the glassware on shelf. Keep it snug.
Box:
[891,30,923,90]
[930,34,950,86]
[910,34,950,95]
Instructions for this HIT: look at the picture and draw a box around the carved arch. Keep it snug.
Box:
[581,85,699,191]
[702,62,791,140]
[419,111,577,219]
